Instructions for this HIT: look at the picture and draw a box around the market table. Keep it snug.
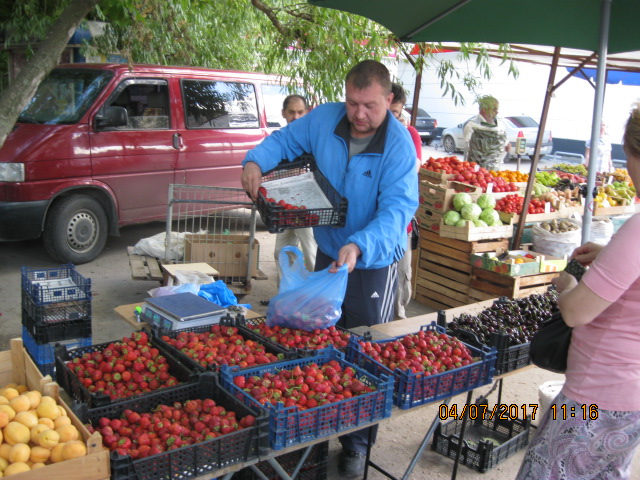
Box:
[110,297,523,480]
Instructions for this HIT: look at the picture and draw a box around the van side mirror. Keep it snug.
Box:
[95,106,128,129]
[267,121,281,128]
[457,123,463,128]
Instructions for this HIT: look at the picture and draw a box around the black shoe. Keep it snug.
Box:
[338,449,366,478]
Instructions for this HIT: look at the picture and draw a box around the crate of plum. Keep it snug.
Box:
[152,316,294,373]
[81,373,268,480]
[55,330,196,408]
[220,347,393,450]
[255,154,348,233]
[238,315,352,357]
[445,291,559,375]
[346,322,496,410]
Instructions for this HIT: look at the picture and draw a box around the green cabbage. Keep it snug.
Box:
[456,219,469,228]
[479,208,500,226]
[443,210,461,226]
[476,193,496,210]
[473,219,489,227]
[452,193,473,212]
[461,203,482,221]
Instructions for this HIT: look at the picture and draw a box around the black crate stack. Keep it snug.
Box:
[21,264,92,377]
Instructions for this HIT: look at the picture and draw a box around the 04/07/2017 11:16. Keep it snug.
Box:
[550,403,599,420]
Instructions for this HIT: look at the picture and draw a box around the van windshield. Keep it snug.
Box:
[18,68,113,125]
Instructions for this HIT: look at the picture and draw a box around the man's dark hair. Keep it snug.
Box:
[345,60,391,94]
[282,94,307,110]
[391,83,407,105]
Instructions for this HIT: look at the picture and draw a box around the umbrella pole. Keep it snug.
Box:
[582,0,612,244]
[512,47,561,249]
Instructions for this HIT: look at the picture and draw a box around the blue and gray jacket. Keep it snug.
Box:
[243,102,418,270]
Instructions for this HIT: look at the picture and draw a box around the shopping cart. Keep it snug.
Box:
[164,185,262,295]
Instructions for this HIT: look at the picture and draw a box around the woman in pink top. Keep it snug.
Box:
[517,107,640,480]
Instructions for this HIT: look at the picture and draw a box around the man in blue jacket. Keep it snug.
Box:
[241,59,418,477]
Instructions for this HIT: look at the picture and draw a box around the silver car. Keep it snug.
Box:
[441,115,553,160]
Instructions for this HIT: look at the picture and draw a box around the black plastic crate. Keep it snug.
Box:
[431,415,531,473]
[152,316,295,373]
[22,307,92,344]
[447,327,531,376]
[256,155,347,233]
[55,336,197,408]
[79,373,268,480]
[22,289,91,324]
[239,315,353,357]
[21,264,91,305]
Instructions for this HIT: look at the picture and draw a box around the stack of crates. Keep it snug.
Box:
[21,264,93,377]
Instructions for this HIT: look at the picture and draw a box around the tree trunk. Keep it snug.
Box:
[0,0,101,148]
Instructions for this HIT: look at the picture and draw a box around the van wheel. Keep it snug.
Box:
[43,195,108,264]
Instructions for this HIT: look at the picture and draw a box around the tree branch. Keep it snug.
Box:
[250,0,287,36]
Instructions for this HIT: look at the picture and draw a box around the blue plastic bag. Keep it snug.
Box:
[266,247,348,331]
[198,280,250,308]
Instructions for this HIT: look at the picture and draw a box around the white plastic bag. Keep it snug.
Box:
[532,219,582,257]
[174,270,214,285]
[588,216,614,245]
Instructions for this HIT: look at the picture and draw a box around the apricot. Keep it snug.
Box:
[3,462,30,475]
[36,429,60,448]
[61,440,87,460]
[14,412,38,429]
[30,424,50,443]
[29,446,50,464]
[55,424,79,443]
[8,444,30,464]
[49,443,65,463]
[3,422,30,445]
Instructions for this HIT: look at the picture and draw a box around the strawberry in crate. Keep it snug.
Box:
[358,329,476,375]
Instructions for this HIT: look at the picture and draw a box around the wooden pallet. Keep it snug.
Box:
[127,246,164,282]
[414,231,510,310]
[470,266,559,299]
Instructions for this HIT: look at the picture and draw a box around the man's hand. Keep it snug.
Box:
[241,162,262,200]
[330,243,361,273]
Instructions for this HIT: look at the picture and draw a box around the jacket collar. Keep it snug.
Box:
[334,111,389,155]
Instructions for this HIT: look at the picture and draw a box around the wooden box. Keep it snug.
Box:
[0,338,110,480]
[184,234,260,279]
[414,231,509,311]
[419,181,481,214]
[439,218,513,242]
[469,267,560,301]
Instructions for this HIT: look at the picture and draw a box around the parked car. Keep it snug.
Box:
[404,105,438,145]
[441,115,553,160]
[0,63,294,264]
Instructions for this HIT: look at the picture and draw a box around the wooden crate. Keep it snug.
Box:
[469,266,559,300]
[419,181,481,214]
[417,206,442,234]
[415,231,510,310]
[0,338,110,480]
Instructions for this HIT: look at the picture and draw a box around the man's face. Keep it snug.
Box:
[345,81,393,138]
[282,98,307,124]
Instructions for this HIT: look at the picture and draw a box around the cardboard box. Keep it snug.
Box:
[417,206,442,233]
[419,181,482,213]
[184,234,260,278]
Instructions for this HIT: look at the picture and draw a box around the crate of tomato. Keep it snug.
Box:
[80,373,268,480]
[55,330,196,408]
[255,154,348,233]
[152,316,295,373]
[346,322,496,410]
[220,347,393,450]
[238,315,353,357]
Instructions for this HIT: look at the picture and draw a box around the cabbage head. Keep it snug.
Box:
[479,208,500,226]
[473,219,489,227]
[443,210,461,226]
[461,203,482,221]
[455,219,469,228]
[476,193,496,210]
[452,193,473,212]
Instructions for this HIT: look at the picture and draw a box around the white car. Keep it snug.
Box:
[441,115,553,161]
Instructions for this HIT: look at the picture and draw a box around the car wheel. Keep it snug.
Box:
[43,195,108,264]
[443,135,456,153]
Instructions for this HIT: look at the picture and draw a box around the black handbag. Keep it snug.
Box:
[530,309,572,373]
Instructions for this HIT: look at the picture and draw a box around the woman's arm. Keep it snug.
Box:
[553,273,612,327]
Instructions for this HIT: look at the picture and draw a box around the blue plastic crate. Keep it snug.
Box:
[21,264,91,305]
[345,322,496,410]
[22,326,91,366]
[220,347,393,450]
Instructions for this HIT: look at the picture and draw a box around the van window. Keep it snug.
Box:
[182,80,259,129]
[107,80,170,130]
[18,68,113,125]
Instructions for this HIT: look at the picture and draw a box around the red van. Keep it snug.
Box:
[0,63,294,263]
